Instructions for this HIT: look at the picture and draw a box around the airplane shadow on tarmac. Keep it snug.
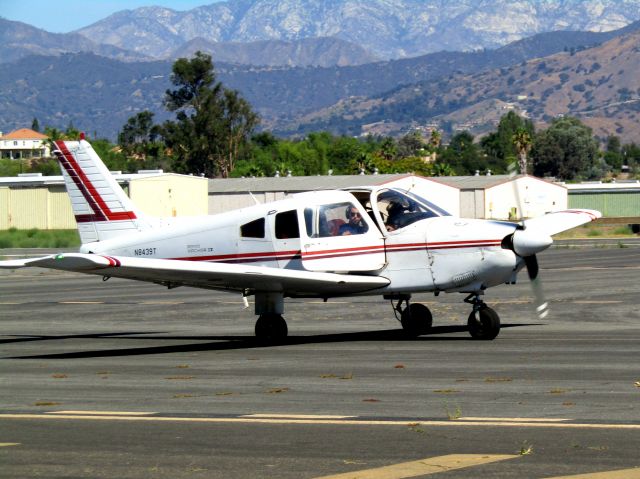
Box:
[1,324,541,360]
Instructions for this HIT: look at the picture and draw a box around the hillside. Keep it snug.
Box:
[172,36,379,67]
[286,30,640,143]
[0,18,148,64]
[4,21,640,141]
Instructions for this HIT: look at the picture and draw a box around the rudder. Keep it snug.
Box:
[53,139,151,244]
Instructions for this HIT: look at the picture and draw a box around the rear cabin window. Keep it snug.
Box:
[240,218,265,238]
[275,210,300,239]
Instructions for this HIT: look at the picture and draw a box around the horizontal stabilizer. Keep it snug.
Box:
[522,209,602,236]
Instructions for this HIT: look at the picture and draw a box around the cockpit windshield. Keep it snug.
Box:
[376,188,451,232]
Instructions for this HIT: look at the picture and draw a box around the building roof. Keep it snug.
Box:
[1,128,48,140]
[207,174,417,193]
[0,171,176,188]
[207,173,552,194]
[565,180,640,193]
[430,175,513,189]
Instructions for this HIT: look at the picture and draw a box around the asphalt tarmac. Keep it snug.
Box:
[1,246,639,478]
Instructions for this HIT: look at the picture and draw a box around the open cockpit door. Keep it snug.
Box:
[299,192,386,273]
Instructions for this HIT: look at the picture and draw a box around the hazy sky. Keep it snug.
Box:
[2,0,224,33]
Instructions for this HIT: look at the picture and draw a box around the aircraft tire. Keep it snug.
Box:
[400,303,433,337]
[255,313,288,340]
[467,306,500,340]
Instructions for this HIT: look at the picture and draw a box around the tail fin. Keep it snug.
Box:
[53,139,151,244]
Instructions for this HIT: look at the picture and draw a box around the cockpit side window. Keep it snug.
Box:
[240,218,265,238]
[376,188,447,232]
[275,210,300,239]
[303,202,369,237]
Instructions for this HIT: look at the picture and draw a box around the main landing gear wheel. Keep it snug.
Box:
[255,313,288,341]
[467,305,500,340]
[401,303,433,337]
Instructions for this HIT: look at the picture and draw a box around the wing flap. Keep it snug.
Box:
[523,209,602,236]
[1,253,389,296]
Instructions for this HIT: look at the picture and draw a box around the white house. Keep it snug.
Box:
[0,128,50,159]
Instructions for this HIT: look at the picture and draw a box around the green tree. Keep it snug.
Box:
[327,136,365,173]
[480,111,534,173]
[531,117,599,180]
[31,118,40,132]
[603,135,623,170]
[512,128,533,174]
[429,129,442,150]
[217,89,259,178]
[377,137,397,162]
[440,131,483,175]
[118,111,161,159]
[397,131,426,158]
[162,51,259,177]
[43,127,64,141]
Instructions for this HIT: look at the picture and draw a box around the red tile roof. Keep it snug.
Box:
[1,128,48,140]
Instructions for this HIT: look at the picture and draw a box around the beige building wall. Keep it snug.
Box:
[486,177,567,220]
[4,188,48,229]
[0,186,75,229]
[0,174,209,230]
[47,186,76,229]
[129,175,208,217]
[208,192,287,215]
[0,188,9,229]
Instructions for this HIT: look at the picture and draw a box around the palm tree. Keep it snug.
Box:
[512,128,532,175]
[428,129,442,162]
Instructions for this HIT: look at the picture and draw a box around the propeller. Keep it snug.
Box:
[523,255,549,319]
[508,227,552,319]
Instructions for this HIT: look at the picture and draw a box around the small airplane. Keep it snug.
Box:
[1,138,601,341]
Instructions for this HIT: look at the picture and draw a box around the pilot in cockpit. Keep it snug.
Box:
[385,196,413,231]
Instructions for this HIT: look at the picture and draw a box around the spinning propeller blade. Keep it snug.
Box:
[524,254,549,319]
[507,227,552,319]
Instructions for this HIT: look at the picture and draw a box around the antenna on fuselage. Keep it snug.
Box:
[249,191,261,205]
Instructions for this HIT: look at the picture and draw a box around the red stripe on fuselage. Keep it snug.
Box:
[54,141,137,222]
[168,240,503,264]
[173,249,302,263]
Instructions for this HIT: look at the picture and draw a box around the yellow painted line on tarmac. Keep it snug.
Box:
[141,301,185,305]
[312,454,517,479]
[544,467,640,478]
[307,301,351,304]
[46,410,155,416]
[459,417,569,423]
[58,301,104,304]
[573,300,623,304]
[0,443,20,447]
[241,414,357,420]
[1,414,639,430]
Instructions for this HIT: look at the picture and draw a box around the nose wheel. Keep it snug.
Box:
[465,293,500,340]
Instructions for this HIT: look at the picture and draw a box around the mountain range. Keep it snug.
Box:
[74,0,640,60]
[3,0,640,68]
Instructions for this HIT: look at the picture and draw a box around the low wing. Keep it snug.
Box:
[0,253,389,297]
[522,209,602,236]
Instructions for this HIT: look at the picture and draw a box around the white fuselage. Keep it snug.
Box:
[80,189,520,297]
